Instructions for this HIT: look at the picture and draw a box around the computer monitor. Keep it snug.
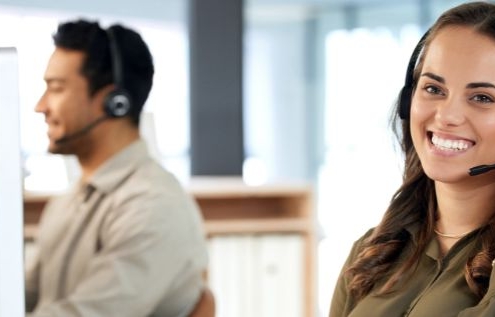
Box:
[0,47,25,316]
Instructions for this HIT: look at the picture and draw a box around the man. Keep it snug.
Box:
[25,19,208,317]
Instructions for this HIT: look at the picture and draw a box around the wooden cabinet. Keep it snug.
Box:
[191,177,317,317]
[23,177,317,317]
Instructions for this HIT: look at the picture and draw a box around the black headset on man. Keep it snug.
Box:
[397,28,495,176]
[55,26,133,144]
[104,26,132,118]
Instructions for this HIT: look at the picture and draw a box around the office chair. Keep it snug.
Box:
[189,287,215,317]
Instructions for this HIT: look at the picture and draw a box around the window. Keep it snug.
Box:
[318,26,420,312]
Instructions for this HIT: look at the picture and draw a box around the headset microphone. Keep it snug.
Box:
[54,115,108,144]
[468,164,495,176]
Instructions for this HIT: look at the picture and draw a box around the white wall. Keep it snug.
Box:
[0,47,24,317]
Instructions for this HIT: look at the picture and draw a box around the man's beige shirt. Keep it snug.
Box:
[25,139,208,317]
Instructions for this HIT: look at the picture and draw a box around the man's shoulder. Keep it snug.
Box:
[113,160,196,209]
[126,159,185,194]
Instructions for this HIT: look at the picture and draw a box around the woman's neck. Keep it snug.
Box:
[434,181,495,254]
[435,181,495,231]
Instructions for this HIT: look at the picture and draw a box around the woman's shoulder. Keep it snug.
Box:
[344,227,376,262]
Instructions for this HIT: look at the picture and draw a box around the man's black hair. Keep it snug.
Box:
[53,19,154,126]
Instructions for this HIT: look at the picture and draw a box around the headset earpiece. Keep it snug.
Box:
[105,27,132,118]
[104,88,131,118]
[398,85,413,120]
[398,29,431,120]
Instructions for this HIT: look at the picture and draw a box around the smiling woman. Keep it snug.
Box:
[411,26,495,186]
[329,2,495,317]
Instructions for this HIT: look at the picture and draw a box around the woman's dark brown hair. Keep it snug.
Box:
[345,1,495,304]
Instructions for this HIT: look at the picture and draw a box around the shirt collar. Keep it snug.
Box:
[406,221,481,261]
[85,139,150,194]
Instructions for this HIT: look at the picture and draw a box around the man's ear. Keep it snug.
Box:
[91,84,115,115]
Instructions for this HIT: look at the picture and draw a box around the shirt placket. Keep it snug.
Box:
[56,184,104,298]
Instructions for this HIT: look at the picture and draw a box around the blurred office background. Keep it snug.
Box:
[0,0,467,315]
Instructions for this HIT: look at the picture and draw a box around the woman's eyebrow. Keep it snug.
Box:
[421,72,444,83]
[421,72,495,89]
[466,82,495,89]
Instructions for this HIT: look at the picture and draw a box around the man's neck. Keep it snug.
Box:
[78,127,140,182]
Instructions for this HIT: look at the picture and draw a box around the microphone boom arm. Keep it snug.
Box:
[469,164,495,176]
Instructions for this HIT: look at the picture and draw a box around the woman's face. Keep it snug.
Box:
[410,26,495,184]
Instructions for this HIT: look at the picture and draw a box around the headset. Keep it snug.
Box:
[55,27,133,145]
[104,27,132,118]
[398,29,431,120]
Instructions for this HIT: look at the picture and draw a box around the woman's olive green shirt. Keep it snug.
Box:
[329,228,495,317]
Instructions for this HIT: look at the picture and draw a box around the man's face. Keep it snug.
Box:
[35,48,99,154]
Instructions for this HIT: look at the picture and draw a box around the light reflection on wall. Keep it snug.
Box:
[317,25,421,314]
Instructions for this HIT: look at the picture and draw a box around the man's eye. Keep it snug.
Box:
[48,86,63,92]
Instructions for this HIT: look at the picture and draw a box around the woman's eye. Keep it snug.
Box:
[471,94,494,104]
[424,85,442,95]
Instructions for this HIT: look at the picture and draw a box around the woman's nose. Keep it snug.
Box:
[434,96,466,127]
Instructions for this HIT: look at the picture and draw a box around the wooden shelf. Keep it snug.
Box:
[24,214,311,239]
[24,177,315,237]
[204,218,311,235]
[24,224,37,242]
